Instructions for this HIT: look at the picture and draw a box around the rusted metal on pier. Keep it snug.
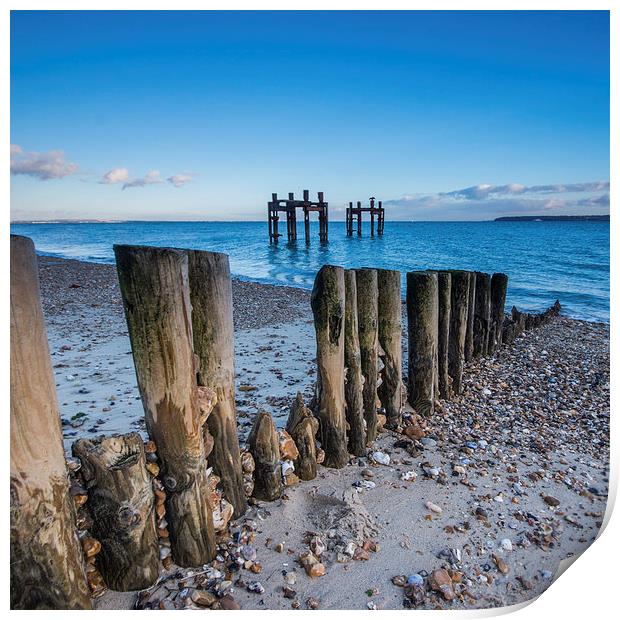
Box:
[346,197,385,237]
[268,190,328,244]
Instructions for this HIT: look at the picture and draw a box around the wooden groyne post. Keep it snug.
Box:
[249,411,283,501]
[344,270,366,456]
[436,271,452,400]
[447,270,470,396]
[10,235,91,610]
[490,273,508,353]
[114,245,215,567]
[377,268,403,428]
[356,268,379,443]
[311,265,348,467]
[473,272,492,358]
[465,271,476,362]
[406,271,439,417]
[72,434,159,591]
[188,250,246,518]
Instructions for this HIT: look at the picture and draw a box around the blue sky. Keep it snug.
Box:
[10,10,610,221]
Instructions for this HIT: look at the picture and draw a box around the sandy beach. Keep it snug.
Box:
[38,255,610,611]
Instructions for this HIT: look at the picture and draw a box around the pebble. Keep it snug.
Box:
[425,501,442,515]
[371,451,390,466]
[406,573,424,587]
[500,538,513,551]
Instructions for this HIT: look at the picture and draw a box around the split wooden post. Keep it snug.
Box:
[465,271,476,362]
[355,268,379,444]
[114,244,215,567]
[311,265,349,468]
[436,271,452,400]
[187,250,246,519]
[249,411,283,501]
[72,434,159,591]
[343,270,366,455]
[10,235,91,610]
[447,270,470,396]
[286,393,319,481]
[473,272,492,358]
[490,273,509,353]
[406,271,438,417]
[376,268,403,428]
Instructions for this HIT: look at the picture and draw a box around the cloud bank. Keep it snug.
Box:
[10,144,78,180]
[384,181,610,220]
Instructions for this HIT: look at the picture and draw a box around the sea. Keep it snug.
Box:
[10,220,610,323]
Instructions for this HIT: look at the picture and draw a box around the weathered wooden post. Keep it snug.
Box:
[355,268,379,444]
[357,201,362,236]
[465,271,476,362]
[490,272,509,353]
[187,250,246,519]
[447,270,470,396]
[406,271,439,417]
[10,235,91,610]
[473,272,492,358]
[311,265,349,468]
[249,411,283,501]
[114,244,215,567]
[286,393,319,481]
[72,434,159,591]
[343,270,366,455]
[436,271,452,400]
[377,268,403,428]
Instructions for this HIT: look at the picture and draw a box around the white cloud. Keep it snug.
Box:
[100,167,130,184]
[10,144,78,180]
[384,180,610,220]
[122,170,163,190]
[167,173,193,188]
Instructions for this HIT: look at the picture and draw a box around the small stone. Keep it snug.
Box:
[429,569,455,601]
[371,451,390,466]
[144,440,157,453]
[543,495,560,507]
[406,574,424,587]
[401,471,418,482]
[421,437,437,448]
[160,546,171,560]
[219,595,240,610]
[306,597,320,609]
[500,538,513,552]
[81,537,101,558]
[284,571,297,585]
[247,581,265,594]
[283,586,297,599]
[275,543,284,553]
[191,589,217,607]
[310,536,326,557]
[74,494,88,509]
[404,426,425,440]
[492,554,509,575]
[353,547,370,561]
[392,575,407,587]
[146,462,160,477]
[316,449,325,465]
[278,430,299,460]
[425,501,442,515]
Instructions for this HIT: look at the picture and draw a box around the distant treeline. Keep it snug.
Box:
[494,214,609,222]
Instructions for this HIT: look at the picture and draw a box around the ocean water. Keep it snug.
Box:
[10,220,609,322]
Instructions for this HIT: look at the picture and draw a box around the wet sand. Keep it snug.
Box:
[38,255,610,611]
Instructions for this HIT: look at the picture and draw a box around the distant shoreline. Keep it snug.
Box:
[11,216,611,224]
[494,214,609,222]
